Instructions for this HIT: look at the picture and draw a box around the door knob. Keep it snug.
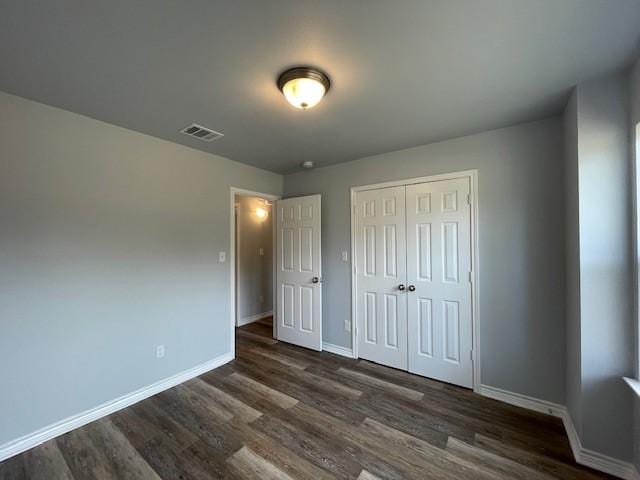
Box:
[398,284,406,291]
[408,285,416,292]
[312,276,319,284]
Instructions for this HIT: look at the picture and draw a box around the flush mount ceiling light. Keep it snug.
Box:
[277,67,331,110]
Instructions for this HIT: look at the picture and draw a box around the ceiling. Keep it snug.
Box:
[1,1,640,174]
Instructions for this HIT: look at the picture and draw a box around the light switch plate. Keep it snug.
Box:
[259,247,264,256]
[344,319,351,332]
[341,251,349,262]
[219,251,226,262]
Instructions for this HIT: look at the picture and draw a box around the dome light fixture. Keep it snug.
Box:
[278,67,331,110]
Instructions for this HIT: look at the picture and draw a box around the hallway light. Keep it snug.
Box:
[255,206,268,220]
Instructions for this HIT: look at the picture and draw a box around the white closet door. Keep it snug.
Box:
[406,178,473,388]
[275,195,322,351]
[355,186,408,370]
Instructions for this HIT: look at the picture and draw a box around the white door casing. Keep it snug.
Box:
[275,195,322,351]
[355,186,408,370]
[406,178,473,388]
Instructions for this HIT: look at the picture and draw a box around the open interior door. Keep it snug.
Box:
[275,195,322,351]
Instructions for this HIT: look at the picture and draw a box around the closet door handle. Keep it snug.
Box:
[408,285,416,292]
[398,284,406,291]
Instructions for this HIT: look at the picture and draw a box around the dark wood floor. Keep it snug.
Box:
[0,318,613,479]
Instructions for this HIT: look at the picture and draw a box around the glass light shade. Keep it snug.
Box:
[281,77,326,109]
[278,67,330,110]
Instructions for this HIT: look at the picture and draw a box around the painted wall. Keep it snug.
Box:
[629,57,640,473]
[578,74,633,461]
[0,91,282,447]
[284,117,566,404]
[236,196,273,321]
[563,89,583,438]
[564,72,634,462]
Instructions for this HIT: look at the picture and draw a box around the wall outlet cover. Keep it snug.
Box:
[156,345,165,359]
[344,319,351,332]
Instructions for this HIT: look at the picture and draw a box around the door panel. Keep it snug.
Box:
[355,186,407,370]
[276,195,322,351]
[406,178,473,388]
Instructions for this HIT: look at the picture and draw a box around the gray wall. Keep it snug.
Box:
[564,89,583,437]
[284,117,566,404]
[0,91,282,446]
[577,74,633,461]
[564,73,634,461]
[629,58,640,472]
[236,196,273,320]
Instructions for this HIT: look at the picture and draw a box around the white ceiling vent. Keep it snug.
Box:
[180,123,224,142]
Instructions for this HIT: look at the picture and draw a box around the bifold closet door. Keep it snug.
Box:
[406,178,473,388]
[355,186,408,370]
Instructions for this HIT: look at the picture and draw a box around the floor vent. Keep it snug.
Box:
[180,123,224,142]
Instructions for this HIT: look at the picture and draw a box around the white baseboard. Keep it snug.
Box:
[480,384,637,479]
[237,310,273,326]
[560,409,637,480]
[322,342,355,358]
[479,384,566,417]
[0,351,234,462]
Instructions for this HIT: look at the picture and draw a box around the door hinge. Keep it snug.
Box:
[467,194,471,205]
[470,349,475,361]
[468,271,473,283]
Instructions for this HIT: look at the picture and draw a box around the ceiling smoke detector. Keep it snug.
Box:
[301,160,315,169]
[180,123,224,142]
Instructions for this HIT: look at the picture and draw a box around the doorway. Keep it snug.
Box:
[230,188,280,357]
[350,170,480,390]
[230,189,324,357]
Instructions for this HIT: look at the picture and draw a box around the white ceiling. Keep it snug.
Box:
[1,1,639,173]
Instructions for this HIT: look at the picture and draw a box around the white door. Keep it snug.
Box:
[355,186,408,370]
[275,195,322,351]
[406,178,473,388]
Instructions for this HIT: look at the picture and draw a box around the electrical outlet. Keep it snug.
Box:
[156,345,165,359]
[344,319,351,332]
[341,251,349,262]
[218,251,226,262]
[259,247,264,256]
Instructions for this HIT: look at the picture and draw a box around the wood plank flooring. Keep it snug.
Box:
[0,318,614,479]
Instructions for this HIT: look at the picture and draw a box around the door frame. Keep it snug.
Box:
[229,187,281,359]
[350,169,481,392]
